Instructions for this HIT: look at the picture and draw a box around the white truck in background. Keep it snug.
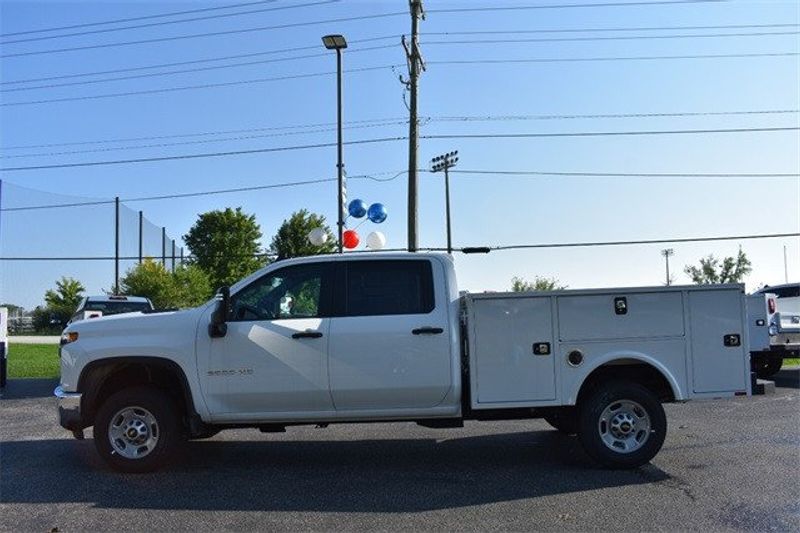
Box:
[747,283,800,377]
[55,253,752,473]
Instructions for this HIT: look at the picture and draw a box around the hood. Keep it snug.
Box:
[65,305,208,337]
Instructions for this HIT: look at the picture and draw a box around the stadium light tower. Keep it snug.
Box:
[430,150,459,254]
[661,248,675,286]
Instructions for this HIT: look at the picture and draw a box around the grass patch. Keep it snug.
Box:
[7,343,60,379]
[784,358,799,367]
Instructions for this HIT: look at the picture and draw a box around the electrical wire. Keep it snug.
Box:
[421,22,798,36]
[422,30,800,46]
[2,232,797,261]
[0,1,336,45]
[0,171,407,212]
[0,36,398,86]
[2,117,410,150]
[0,64,399,107]
[4,127,797,172]
[4,110,793,152]
[428,52,799,66]
[1,0,281,37]
[0,11,407,59]
[6,50,796,107]
[1,120,409,159]
[1,45,398,93]
[450,169,800,178]
[426,0,727,14]
[420,127,799,141]
[0,136,406,172]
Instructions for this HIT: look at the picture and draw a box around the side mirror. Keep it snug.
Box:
[208,286,230,338]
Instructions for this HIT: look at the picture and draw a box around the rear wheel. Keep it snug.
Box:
[577,380,666,469]
[752,356,783,379]
[94,386,182,473]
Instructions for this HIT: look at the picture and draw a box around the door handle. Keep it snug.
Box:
[412,327,444,335]
[292,331,323,339]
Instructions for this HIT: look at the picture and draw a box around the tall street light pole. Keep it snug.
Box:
[661,248,674,286]
[431,151,458,254]
[322,34,347,253]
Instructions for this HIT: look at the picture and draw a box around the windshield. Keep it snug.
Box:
[83,301,152,315]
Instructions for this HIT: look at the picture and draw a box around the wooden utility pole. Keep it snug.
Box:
[404,0,425,251]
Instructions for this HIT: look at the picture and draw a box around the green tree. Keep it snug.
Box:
[511,276,567,292]
[120,259,213,309]
[183,207,267,289]
[120,259,175,309]
[269,209,336,261]
[39,277,85,329]
[684,248,752,284]
[172,264,213,307]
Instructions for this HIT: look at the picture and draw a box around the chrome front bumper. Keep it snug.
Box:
[54,385,83,434]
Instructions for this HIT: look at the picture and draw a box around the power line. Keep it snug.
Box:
[0,171,406,212]
[420,127,799,141]
[3,127,796,172]
[0,136,406,172]
[422,30,800,46]
[0,1,336,45]
[0,11,407,59]
[0,36,397,86]
[431,110,799,122]
[450,169,800,178]
[1,0,280,37]
[429,52,799,66]
[6,50,796,107]
[0,64,398,107]
[2,231,797,261]
[1,117,410,150]
[4,109,793,152]
[0,44,398,93]
[444,232,800,252]
[427,0,728,14]
[421,22,798,36]
[1,120,409,159]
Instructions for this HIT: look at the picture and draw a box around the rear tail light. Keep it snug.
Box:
[768,298,776,314]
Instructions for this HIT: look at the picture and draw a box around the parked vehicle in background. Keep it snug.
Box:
[748,283,800,378]
[69,295,154,325]
[55,253,752,473]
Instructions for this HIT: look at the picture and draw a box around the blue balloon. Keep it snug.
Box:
[367,203,387,223]
[348,199,367,218]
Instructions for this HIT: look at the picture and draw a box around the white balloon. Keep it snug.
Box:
[308,227,328,246]
[366,231,386,250]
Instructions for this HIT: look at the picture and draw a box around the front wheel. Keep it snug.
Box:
[94,386,182,473]
[577,380,666,469]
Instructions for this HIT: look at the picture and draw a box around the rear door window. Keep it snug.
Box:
[343,260,434,317]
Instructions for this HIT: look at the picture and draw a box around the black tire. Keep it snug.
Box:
[577,380,667,469]
[93,386,182,473]
[544,408,579,435]
[752,356,783,379]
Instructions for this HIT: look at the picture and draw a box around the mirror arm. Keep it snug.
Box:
[208,286,230,338]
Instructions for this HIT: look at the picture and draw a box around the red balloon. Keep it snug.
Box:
[343,230,360,249]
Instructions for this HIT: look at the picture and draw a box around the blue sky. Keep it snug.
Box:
[1,0,798,310]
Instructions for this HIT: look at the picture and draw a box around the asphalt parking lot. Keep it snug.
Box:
[1,370,798,532]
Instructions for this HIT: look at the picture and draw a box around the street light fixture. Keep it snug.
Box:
[322,34,347,253]
[430,150,459,254]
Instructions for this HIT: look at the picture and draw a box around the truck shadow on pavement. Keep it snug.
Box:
[0,379,59,400]
[1,431,670,512]
[771,367,799,389]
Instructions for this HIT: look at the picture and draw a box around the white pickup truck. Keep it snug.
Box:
[56,253,751,473]
[747,283,800,377]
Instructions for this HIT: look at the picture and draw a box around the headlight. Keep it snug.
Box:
[60,331,79,345]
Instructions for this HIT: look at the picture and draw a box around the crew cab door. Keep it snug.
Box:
[200,262,335,416]
[328,258,452,411]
